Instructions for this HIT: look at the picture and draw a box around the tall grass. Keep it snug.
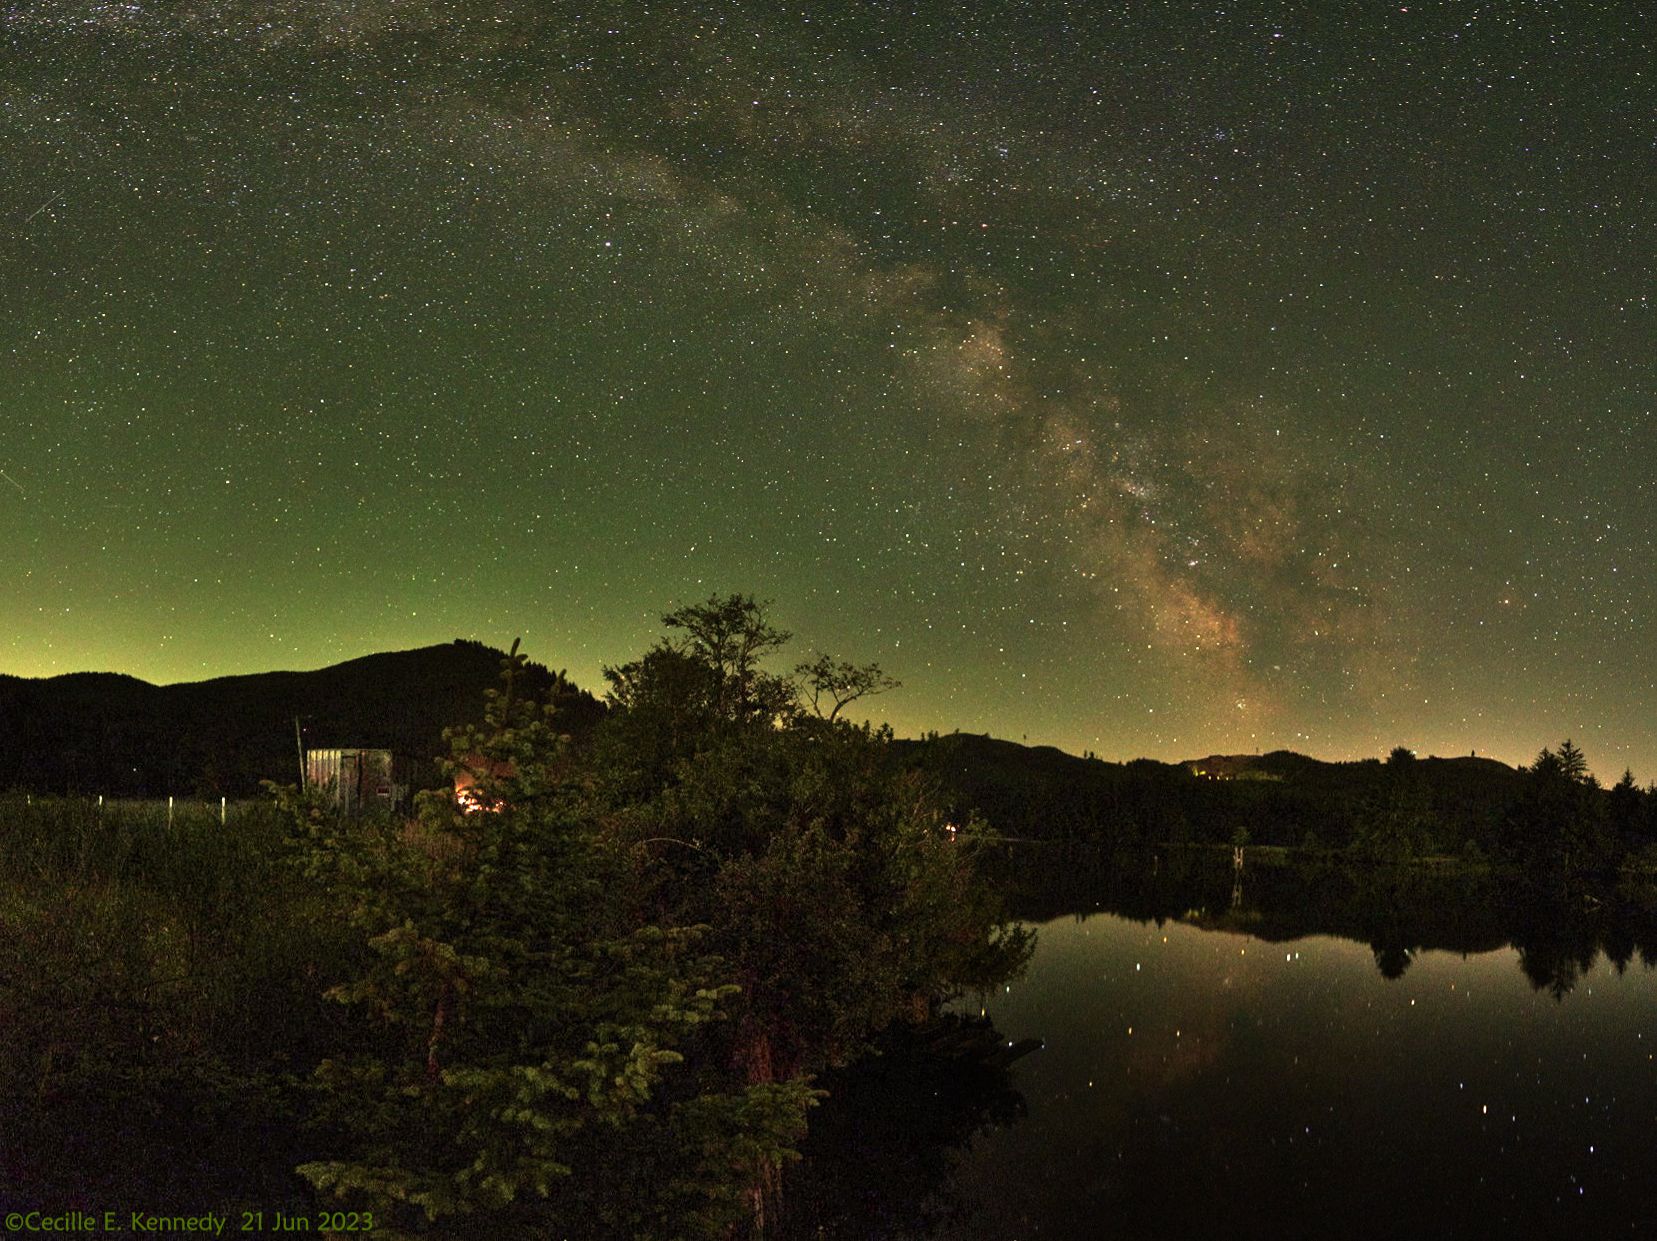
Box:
[0,794,360,1211]
[0,795,275,892]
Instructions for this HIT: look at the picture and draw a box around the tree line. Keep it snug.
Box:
[906,733,1657,879]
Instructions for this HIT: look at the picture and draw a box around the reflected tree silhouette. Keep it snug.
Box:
[1371,942,1414,980]
[992,845,1657,988]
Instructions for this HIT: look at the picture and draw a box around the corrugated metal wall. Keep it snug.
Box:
[305,747,410,813]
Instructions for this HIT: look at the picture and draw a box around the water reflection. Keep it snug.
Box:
[786,849,1657,1238]
[778,1017,1032,1239]
[981,852,1657,1237]
[996,845,1657,998]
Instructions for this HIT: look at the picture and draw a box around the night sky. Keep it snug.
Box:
[4,3,1652,778]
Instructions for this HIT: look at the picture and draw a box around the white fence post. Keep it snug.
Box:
[221,796,227,825]
[168,795,174,828]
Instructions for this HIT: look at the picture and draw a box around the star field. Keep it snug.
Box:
[3,2,1652,776]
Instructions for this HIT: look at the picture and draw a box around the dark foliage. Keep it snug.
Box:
[897,733,1654,867]
[1,603,1029,1235]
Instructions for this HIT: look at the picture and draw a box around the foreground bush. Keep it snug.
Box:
[284,601,1030,1236]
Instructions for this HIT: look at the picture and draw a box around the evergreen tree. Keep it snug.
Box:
[278,643,814,1238]
[1605,768,1644,846]
[275,605,1030,1235]
[1500,740,1613,884]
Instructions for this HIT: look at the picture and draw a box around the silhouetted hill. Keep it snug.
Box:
[0,641,603,797]
[6,652,1623,858]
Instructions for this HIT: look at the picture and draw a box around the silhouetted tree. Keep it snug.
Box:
[594,597,1031,1090]
[1501,741,1613,884]
[1608,769,1643,845]
[661,593,795,723]
[794,654,900,721]
[1556,738,1590,784]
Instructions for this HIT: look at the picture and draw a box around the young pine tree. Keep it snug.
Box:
[277,642,814,1239]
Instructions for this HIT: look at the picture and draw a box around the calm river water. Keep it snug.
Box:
[786,853,1657,1239]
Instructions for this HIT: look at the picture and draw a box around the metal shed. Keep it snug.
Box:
[305,747,421,814]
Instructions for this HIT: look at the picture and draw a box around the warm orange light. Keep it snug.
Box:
[453,753,515,813]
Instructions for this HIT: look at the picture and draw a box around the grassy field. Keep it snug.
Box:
[0,794,358,1212]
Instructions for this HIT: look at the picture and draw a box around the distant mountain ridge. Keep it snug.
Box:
[3,646,1590,857]
[895,732,1532,853]
[0,641,603,797]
